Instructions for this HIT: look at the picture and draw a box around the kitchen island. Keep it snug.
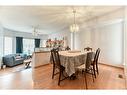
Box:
[32,47,51,68]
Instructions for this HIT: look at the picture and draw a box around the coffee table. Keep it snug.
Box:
[24,58,32,69]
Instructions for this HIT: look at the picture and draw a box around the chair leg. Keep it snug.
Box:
[52,65,55,79]
[58,69,62,86]
[93,65,96,78]
[91,69,94,82]
[84,71,88,89]
[96,63,99,74]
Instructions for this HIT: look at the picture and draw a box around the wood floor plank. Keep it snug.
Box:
[32,64,126,89]
[0,63,126,89]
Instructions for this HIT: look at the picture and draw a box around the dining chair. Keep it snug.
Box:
[65,46,71,51]
[76,52,95,89]
[51,49,67,85]
[95,48,101,74]
[84,47,92,51]
[91,48,101,78]
[50,47,60,64]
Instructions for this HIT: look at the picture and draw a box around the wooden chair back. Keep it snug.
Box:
[65,46,71,51]
[51,49,61,68]
[85,52,94,70]
[84,47,92,51]
[94,48,100,63]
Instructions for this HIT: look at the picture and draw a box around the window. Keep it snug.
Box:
[23,38,35,55]
[4,37,13,55]
[41,40,46,47]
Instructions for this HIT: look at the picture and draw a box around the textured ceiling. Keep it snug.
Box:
[0,6,123,34]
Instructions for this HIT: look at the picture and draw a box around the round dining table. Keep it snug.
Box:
[59,50,87,76]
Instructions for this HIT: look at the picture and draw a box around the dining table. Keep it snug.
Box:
[59,50,88,76]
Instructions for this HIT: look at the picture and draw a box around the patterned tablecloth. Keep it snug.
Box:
[59,51,87,76]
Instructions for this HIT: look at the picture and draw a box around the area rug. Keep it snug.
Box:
[0,64,31,76]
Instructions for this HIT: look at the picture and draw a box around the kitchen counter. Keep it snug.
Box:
[32,51,51,68]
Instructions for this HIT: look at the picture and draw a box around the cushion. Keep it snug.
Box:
[15,55,21,59]
[76,64,85,70]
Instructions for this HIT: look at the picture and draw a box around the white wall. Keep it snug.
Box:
[4,28,48,40]
[0,23,4,69]
[74,21,124,66]
[91,21,123,65]
[74,28,91,51]
[75,8,124,49]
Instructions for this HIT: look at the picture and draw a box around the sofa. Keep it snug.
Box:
[3,54,27,67]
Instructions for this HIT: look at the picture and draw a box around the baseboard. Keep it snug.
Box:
[34,63,50,68]
[100,62,127,89]
[99,62,124,69]
[125,71,127,89]
[123,63,127,89]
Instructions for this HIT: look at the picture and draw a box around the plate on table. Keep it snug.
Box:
[68,50,81,53]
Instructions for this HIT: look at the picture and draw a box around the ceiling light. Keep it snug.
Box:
[70,9,79,32]
[32,26,38,36]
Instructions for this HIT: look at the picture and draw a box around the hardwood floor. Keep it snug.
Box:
[0,64,26,76]
[0,68,33,89]
[0,63,126,89]
[33,64,126,89]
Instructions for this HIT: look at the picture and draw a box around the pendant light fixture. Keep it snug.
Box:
[70,8,79,32]
[32,26,38,36]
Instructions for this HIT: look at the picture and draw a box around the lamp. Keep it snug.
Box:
[32,26,38,36]
[70,9,79,32]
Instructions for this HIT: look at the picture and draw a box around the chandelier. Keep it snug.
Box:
[32,26,38,36]
[70,9,79,32]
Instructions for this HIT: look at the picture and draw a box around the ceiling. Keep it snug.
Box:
[0,6,123,35]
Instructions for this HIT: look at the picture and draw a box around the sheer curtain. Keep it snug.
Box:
[4,37,13,55]
[23,38,35,55]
